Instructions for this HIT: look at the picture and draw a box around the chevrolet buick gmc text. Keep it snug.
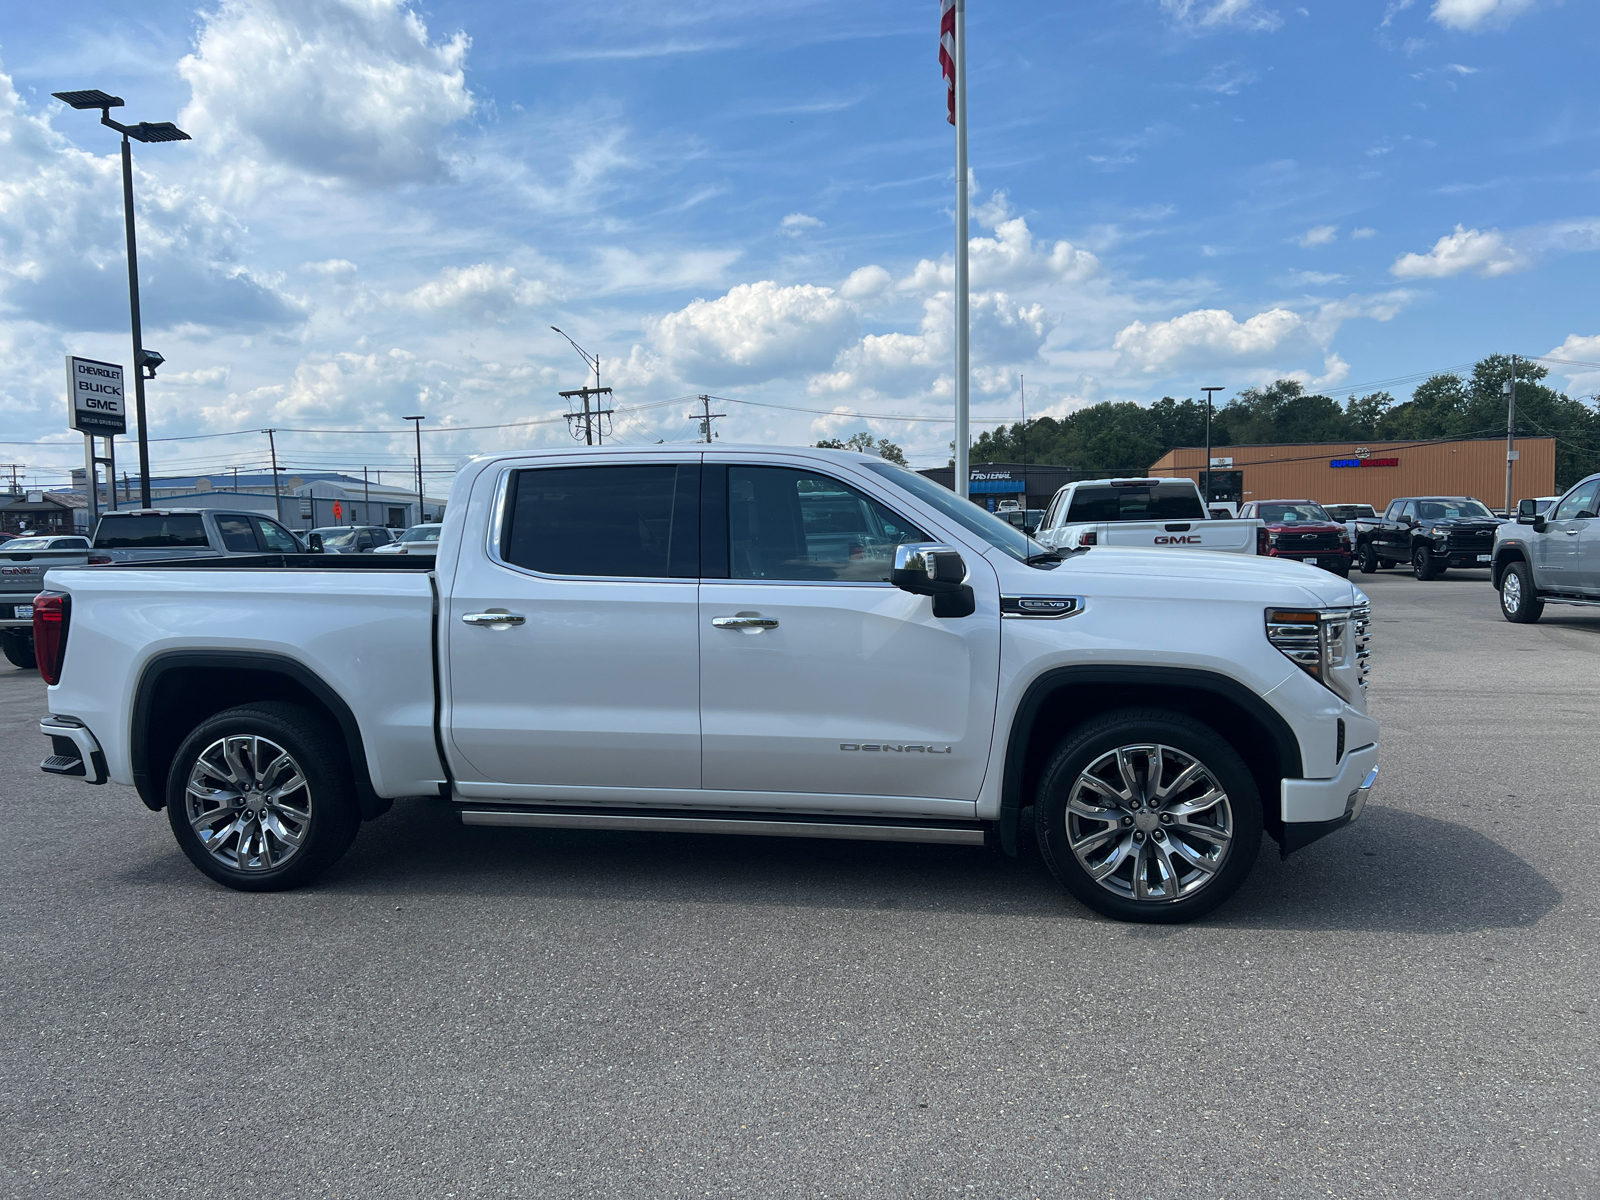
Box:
[33,446,1379,923]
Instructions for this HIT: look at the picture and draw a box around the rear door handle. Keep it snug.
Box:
[462,611,526,627]
[711,616,779,630]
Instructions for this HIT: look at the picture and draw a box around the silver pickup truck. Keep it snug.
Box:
[1034,478,1264,556]
[1492,473,1600,622]
[2,534,91,670]
[91,508,304,563]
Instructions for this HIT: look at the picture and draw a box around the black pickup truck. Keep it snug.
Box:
[1355,496,1501,579]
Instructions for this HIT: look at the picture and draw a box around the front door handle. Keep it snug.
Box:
[1565,529,1582,536]
[712,615,779,630]
[462,611,526,627]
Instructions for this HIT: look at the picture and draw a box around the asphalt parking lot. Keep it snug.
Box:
[1,566,1596,1200]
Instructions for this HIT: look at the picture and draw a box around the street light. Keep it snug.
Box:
[550,326,600,391]
[403,416,426,524]
[52,89,191,509]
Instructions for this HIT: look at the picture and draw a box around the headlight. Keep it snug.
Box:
[1265,604,1370,701]
[1268,532,1280,546]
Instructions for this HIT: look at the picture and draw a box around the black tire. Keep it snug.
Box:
[1412,545,1442,581]
[1357,543,1379,574]
[1498,559,1543,624]
[1,631,36,670]
[1327,561,1351,578]
[1034,708,1262,924]
[165,701,361,892]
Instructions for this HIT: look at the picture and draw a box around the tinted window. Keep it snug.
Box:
[862,462,1038,562]
[1399,501,1417,521]
[1416,499,1493,521]
[502,464,697,578]
[1259,503,1331,524]
[728,466,926,583]
[1553,482,1600,522]
[256,519,300,553]
[215,515,259,552]
[94,514,208,548]
[1066,483,1205,523]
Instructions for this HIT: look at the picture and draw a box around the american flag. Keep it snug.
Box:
[939,0,956,126]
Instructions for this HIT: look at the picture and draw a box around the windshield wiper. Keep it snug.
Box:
[1024,550,1064,566]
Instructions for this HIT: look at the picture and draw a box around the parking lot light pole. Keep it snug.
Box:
[1201,387,1224,504]
[51,90,190,509]
[404,416,426,524]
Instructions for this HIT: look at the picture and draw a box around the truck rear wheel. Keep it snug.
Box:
[1033,709,1262,923]
[1499,560,1543,624]
[165,702,361,892]
[1,631,36,670]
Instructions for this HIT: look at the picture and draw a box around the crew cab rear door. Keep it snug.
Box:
[443,457,703,793]
[696,458,999,809]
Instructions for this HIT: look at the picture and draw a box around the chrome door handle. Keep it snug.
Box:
[712,616,779,630]
[462,611,526,627]
[1565,529,1582,535]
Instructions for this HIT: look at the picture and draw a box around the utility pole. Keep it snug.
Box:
[264,428,282,522]
[1504,354,1518,515]
[694,395,726,443]
[404,416,426,523]
[560,386,615,446]
[363,466,371,526]
[1201,386,1225,504]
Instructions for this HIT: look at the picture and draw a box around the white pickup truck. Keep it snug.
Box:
[1034,477,1264,556]
[32,445,1378,923]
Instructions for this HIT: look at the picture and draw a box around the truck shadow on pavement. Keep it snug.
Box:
[246,796,1561,935]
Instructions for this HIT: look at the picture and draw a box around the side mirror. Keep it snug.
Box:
[891,543,975,617]
[1516,499,1536,523]
[1532,514,1547,534]
[307,532,324,553]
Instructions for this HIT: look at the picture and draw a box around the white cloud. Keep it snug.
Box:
[1298,224,1339,247]
[1198,61,1260,94]
[1161,0,1284,33]
[1351,227,1378,239]
[301,258,358,276]
[898,207,1098,293]
[1381,0,1416,26]
[1113,307,1310,372]
[838,265,892,300]
[1430,0,1538,31]
[398,264,549,316]
[650,280,858,387]
[779,213,823,236]
[178,0,475,189]
[1290,270,1348,286]
[1390,224,1530,277]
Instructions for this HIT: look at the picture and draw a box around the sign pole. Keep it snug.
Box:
[105,436,116,512]
[953,0,970,501]
[84,435,99,528]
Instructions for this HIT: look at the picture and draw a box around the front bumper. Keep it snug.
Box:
[1278,741,1378,855]
[39,716,108,785]
[1267,549,1351,566]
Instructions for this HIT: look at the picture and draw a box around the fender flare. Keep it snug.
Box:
[130,649,389,819]
[997,664,1304,854]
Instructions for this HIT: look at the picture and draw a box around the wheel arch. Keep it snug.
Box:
[998,665,1303,855]
[130,650,390,821]
[1491,544,1526,589]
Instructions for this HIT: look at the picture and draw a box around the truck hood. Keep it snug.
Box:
[1263,521,1342,535]
[991,544,1362,608]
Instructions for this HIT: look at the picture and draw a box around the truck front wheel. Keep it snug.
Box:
[1033,709,1262,924]
[1499,560,1543,624]
[1,631,36,670]
[1358,543,1379,574]
[165,702,361,892]
[1412,545,1444,580]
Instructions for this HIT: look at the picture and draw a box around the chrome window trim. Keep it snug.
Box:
[1000,595,1085,620]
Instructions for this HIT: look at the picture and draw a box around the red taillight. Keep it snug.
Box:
[1256,527,1269,555]
[33,591,69,685]
[1080,531,1097,546]
[87,554,112,566]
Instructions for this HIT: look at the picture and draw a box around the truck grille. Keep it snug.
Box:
[1447,530,1494,553]
[1353,603,1371,689]
[1282,532,1341,552]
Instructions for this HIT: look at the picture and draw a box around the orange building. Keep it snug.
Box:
[1147,436,1556,512]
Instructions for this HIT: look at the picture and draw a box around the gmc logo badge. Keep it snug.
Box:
[1153,535,1202,545]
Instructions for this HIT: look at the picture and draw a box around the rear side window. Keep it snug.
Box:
[255,519,300,553]
[215,515,259,552]
[93,514,208,548]
[727,465,927,583]
[1066,483,1205,523]
[501,464,698,578]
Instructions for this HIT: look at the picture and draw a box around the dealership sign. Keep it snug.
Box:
[65,356,127,435]
[968,468,1025,494]
[1330,457,1399,468]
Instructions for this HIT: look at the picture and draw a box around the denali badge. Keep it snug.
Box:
[840,743,952,754]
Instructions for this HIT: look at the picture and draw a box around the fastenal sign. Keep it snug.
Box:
[65,356,127,435]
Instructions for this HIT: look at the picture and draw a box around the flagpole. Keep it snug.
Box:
[953,0,970,500]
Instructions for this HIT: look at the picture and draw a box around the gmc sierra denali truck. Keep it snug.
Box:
[1034,478,1264,556]
[33,445,1379,924]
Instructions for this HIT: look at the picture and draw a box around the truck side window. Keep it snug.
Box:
[726,466,927,583]
[1553,482,1600,522]
[215,515,260,553]
[502,464,699,578]
[254,519,299,553]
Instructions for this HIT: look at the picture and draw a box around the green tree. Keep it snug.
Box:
[1343,392,1394,439]
[816,432,908,466]
[1213,380,1349,445]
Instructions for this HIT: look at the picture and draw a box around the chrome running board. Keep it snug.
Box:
[457,807,986,846]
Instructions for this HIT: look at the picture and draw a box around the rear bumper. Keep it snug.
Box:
[39,716,108,785]
[1278,742,1378,855]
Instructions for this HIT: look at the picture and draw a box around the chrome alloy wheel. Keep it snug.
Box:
[1064,744,1234,903]
[1502,569,1523,614]
[185,735,313,872]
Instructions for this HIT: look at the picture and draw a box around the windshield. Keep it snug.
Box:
[399,526,441,544]
[311,528,359,549]
[863,462,1043,563]
[1066,482,1205,523]
[1417,499,1493,520]
[1259,503,1331,524]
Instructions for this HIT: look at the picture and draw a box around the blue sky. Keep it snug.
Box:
[1,0,1595,486]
